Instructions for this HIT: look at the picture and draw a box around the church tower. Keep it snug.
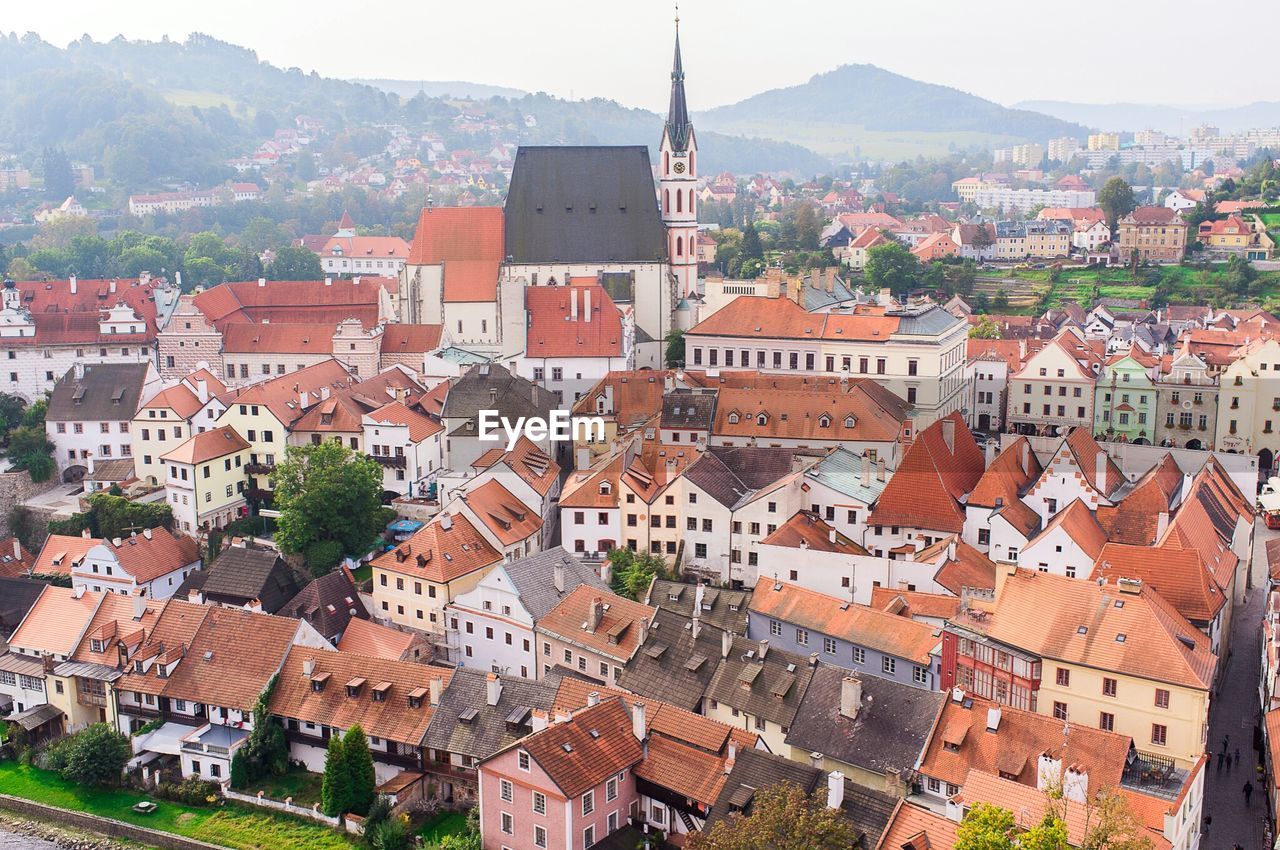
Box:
[660,9,698,302]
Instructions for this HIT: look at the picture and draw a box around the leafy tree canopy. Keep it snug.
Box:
[687,783,858,850]
[271,441,385,568]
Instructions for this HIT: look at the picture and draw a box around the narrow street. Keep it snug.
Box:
[1203,519,1273,850]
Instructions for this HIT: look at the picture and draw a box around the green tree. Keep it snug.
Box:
[687,783,858,850]
[865,241,921,299]
[320,734,350,816]
[969,316,1001,339]
[343,725,377,816]
[5,425,55,483]
[0,394,27,434]
[948,259,977,296]
[240,674,288,780]
[435,809,481,850]
[271,441,385,569]
[1098,177,1138,233]
[606,548,670,600]
[993,288,1010,311]
[664,329,686,368]
[740,223,764,263]
[267,244,323,280]
[58,724,131,787]
[955,803,1017,850]
[41,146,75,201]
[229,750,249,789]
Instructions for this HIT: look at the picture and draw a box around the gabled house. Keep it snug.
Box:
[559,452,624,558]
[0,585,102,721]
[46,362,161,480]
[442,436,561,546]
[1016,498,1107,580]
[451,478,544,562]
[362,400,445,498]
[702,632,815,753]
[963,437,1042,562]
[534,586,655,684]
[1007,330,1102,437]
[444,547,609,678]
[279,570,369,645]
[269,647,451,785]
[73,527,201,600]
[132,368,228,486]
[161,425,251,536]
[1023,427,1126,527]
[801,446,888,548]
[336,617,428,662]
[181,546,307,614]
[1094,347,1160,444]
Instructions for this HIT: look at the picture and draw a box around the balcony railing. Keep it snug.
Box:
[181,740,231,756]
[245,463,274,475]
[368,454,407,469]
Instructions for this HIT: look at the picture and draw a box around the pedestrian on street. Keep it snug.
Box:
[1217,750,1225,771]
[1235,746,1241,768]
[1202,813,1211,836]
[1224,734,1230,752]
[1244,779,1254,807]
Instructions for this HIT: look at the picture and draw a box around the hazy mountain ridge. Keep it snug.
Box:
[358,78,528,101]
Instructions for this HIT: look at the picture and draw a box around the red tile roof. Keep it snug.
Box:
[870,588,961,621]
[571,370,670,427]
[161,425,250,466]
[751,581,939,665]
[508,696,644,799]
[379,324,444,355]
[159,606,301,710]
[102,528,200,584]
[967,437,1042,536]
[4,279,160,347]
[8,586,102,656]
[761,511,868,555]
[191,278,394,330]
[459,479,543,545]
[364,401,442,443]
[1096,454,1183,545]
[318,234,409,261]
[713,385,906,443]
[406,206,504,266]
[226,359,355,427]
[931,539,999,596]
[1038,498,1107,561]
[537,585,655,663]
[32,534,102,576]
[876,800,960,850]
[524,285,625,358]
[1063,427,1126,498]
[497,437,560,497]
[559,453,624,509]
[871,413,984,533]
[373,512,501,583]
[1092,542,1225,624]
[221,322,342,354]
[336,618,417,660]
[0,537,37,578]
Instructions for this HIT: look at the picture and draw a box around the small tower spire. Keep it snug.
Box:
[666,5,691,152]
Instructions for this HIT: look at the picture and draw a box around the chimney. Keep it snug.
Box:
[188,587,204,604]
[570,288,579,321]
[583,287,591,322]
[758,639,769,660]
[72,584,86,599]
[143,527,152,540]
[810,751,824,768]
[692,614,701,640]
[631,700,646,741]
[587,596,604,632]
[303,658,316,677]
[324,277,332,286]
[82,528,91,539]
[531,710,548,732]
[941,417,956,454]
[299,389,308,410]
[722,628,733,659]
[12,538,20,561]
[826,771,845,810]
[195,379,208,404]
[947,538,957,561]
[1156,511,1169,539]
[725,740,737,773]
[877,457,886,482]
[353,276,361,286]
[951,686,965,703]
[133,594,146,620]
[839,677,862,720]
[984,438,997,467]
[257,277,266,288]
[73,361,85,381]
[861,452,871,486]
[1021,440,1031,475]
[553,561,565,593]
[639,617,650,645]
[69,275,77,294]
[986,707,1002,732]
[600,559,612,586]
[112,537,123,547]
[429,676,443,706]
[109,279,117,294]
[1096,450,1108,489]
[828,528,837,545]
[486,673,503,707]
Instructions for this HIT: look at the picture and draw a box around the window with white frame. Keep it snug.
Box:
[582,790,594,816]
[500,779,513,802]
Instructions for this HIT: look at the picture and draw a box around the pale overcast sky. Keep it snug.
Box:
[2,0,1255,112]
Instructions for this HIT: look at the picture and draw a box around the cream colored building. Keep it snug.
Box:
[1006,330,1101,437]
[1217,338,1280,469]
[161,425,251,536]
[132,369,226,486]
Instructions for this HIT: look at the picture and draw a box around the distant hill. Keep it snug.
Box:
[357,78,527,101]
[1015,99,1280,136]
[698,64,1093,162]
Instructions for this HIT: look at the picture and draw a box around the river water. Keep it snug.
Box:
[0,830,62,849]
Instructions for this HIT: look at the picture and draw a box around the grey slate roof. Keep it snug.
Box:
[618,610,724,711]
[892,304,965,337]
[684,446,801,510]
[804,447,887,506]
[0,577,48,638]
[503,547,611,622]
[704,634,814,729]
[504,146,667,264]
[660,389,716,430]
[704,748,822,829]
[784,662,944,780]
[442,363,559,437]
[423,668,557,760]
[46,363,150,422]
[645,579,751,635]
[280,570,368,641]
[194,547,307,614]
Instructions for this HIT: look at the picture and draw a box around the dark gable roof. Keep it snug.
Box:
[46,363,150,422]
[503,547,611,622]
[618,610,724,712]
[441,363,559,436]
[784,663,944,778]
[704,635,814,728]
[685,446,802,510]
[704,748,822,830]
[660,390,716,430]
[280,570,368,640]
[504,146,667,264]
[198,547,307,614]
[423,668,557,761]
[645,579,751,635]
[0,577,47,637]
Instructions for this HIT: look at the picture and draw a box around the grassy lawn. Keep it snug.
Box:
[241,769,324,808]
[0,761,353,850]
[349,564,372,583]
[418,810,467,844]
[981,264,1280,312]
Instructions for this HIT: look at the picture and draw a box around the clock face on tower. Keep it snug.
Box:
[673,161,686,174]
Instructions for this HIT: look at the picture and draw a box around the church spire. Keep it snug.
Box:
[666,6,691,152]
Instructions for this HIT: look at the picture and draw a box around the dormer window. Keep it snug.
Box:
[90,639,105,653]
[818,415,831,429]
[599,481,611,495]
[372,682,391,702]
[756,413,768,426]
[310,672,330,692]
[346,677,366,697]
[844,416,855,428]
[728,412,739,425]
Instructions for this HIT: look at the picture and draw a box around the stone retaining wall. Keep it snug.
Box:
[0,793,226,850]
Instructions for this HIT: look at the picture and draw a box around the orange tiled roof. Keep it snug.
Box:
[192,278,393,330]
[161,425,250,465]
[221,322,342,355]
[981,569,1216,690]
[336,617,417,660]
[571,370,670,427]
[559,453,624,509]
[270,647,449,745]
[227,359,355,428]
[372,513,501,583]
[1063,427,1126,497]
[160,606,300,710]
[71,593,163,665]
[1096,454,1183,545]
[1038,498,1107,561]
[514,696,645,799]
[116,598,209,696]
[712,385,906,443]
[102,528,201,584]
[869,588,961,620]
[364,401,442,443]
[1092,542,1225,626]
[871,413,984,533]
[8,586,102,656]
[919,693,1128,789]
[750,581,938,665]
[537,585,655,663]
[498,437,560,497]
[141,384,205,420]
[380,324,444,355]
[32,534,103,576]
[0,537,37,577]
[967,437,1042,536]
[932,539,999,596]
[524,285,626,358]
[761,511,868,555]
[459,479,543,545]
[406,206,504,266]
[876,800,960,850]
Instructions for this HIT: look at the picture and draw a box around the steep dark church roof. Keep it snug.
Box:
[665,24,693,152]
[504,146,667,265]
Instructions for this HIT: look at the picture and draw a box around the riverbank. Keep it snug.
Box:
[0,812,144,850]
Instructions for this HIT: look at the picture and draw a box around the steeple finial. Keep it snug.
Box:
[666,6,691,151]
